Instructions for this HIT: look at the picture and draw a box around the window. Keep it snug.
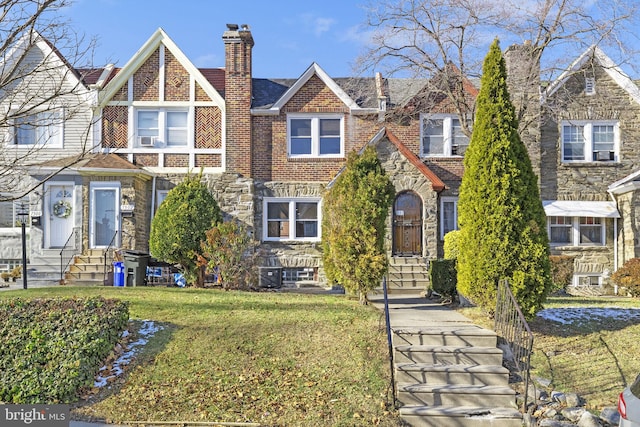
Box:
[136,109,188,147]
[440,197,458,239]
[547,216,605,246]
[561,121,618,162]
[585,77,595,95]
[288,115,343,157]
[421,115,470,157]
[0,197,30,228]
[14,111,62,146]
[573,275,601,287]
[264,198,320,241]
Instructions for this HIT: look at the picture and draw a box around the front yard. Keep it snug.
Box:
[0,286,399,426]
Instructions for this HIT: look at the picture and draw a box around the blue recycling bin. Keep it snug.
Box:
[113,261,125,287]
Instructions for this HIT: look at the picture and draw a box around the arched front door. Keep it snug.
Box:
[392,191,423,256]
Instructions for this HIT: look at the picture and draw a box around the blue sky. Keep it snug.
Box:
[63,0,372,78]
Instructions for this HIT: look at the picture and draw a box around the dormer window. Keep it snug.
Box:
[561,120,619,163]
[421,114,470,157]
[287,114,343,158]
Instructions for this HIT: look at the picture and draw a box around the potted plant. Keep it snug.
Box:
[10,266,21,282]
[1,272,10,282]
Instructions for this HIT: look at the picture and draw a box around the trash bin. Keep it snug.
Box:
[113,261,125,287]
[122,250,151,287]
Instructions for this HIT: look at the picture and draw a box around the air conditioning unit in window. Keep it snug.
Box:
[138,136,157,147]
[451,144,459,155]
[595,150,613,161]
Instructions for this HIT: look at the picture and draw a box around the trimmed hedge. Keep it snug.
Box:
[0,297,129,403]
[429,259,457,299]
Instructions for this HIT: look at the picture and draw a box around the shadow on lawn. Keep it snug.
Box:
[531,306,640,337]
[71,320,177,417]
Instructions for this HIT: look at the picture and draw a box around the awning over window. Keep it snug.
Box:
[543,200,620,218]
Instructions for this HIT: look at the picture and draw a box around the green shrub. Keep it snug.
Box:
[611,258,640,297]
[549,255,574,293]
[0,297,129,403]
[444,230,460,259]
[429,259,457,299]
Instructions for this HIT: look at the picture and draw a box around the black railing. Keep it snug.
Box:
[382,276,397,408]
[495,279,534,412]
[59,230,78,283]
[103,231,119,285]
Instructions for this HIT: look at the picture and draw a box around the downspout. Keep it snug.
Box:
[607,189,618,276]
[150,176,157,219]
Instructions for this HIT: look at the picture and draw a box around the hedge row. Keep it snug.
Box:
[0,297,129,403]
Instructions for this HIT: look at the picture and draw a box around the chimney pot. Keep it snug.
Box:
[226,23,238,31]
[240,24,250,31]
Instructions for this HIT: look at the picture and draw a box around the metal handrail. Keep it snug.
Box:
[103,231,118,284]
[59,230,78,283]
[382,275,397,408]
[494,279,534,412]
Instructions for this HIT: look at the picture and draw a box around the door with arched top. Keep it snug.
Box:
[392,191,422,256]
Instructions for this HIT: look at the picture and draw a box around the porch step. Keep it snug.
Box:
[395,363,509,386]
[393,326,498,347]
[394,345,504,366]
[64,249,113,286]
[386,257,429,293]
[397,384,516,407]
[399,406,522,427]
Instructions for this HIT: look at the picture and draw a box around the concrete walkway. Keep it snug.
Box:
[368,291,476,328]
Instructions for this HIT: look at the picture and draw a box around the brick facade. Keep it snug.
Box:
[195,107,222,148]
[164,50,190,101]
[133,48,160,101]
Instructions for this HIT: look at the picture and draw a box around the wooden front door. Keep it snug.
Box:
[392,192,422,256]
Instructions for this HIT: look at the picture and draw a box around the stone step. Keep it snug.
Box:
[395,363,509,386]
[389,257,426,266]
[393,326,498,347]
[66,270,109,281]
[69,263,110,273]
[394,345,504,366]
[399,406,522,427]
[75,255,110,264]
[397,384,516,407]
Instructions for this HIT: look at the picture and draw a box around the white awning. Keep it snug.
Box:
[543,200,620,218]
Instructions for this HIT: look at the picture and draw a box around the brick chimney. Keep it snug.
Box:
[223,24,254,176]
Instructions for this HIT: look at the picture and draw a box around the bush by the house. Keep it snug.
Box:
[443,230,460,260]
[198,220,258,290]
[0,297,129,403]
[611,258,640,297]
[429,259,457,300]
[549,255,574,293]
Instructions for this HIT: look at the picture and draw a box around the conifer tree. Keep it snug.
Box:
[457,39,552,319]
[150,174,222,287]
[322,146,395,304]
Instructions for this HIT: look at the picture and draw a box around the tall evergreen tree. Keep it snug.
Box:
[322,146,395,304]
[457,39,551,319]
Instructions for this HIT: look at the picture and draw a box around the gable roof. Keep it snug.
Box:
[99,28,224,107]
[543,45,640,104]
[251,63,372,115]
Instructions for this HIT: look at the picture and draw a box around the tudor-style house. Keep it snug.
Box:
[1,24,638,294]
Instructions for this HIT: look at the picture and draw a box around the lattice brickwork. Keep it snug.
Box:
[195,107,222,148]
[102,106,129,148]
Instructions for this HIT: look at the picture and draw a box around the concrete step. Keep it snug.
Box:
[399,406,522,427]
[397,384,516,407]
[394,345,504,366]
[395,363,509,386]
[393,326,498,347]
[66,270,109,281]
[69,263,110,273]
[75,255,110,264]
[389,257,426,266]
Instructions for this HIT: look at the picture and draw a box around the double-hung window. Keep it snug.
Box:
[288,115,343,158]
[14,111,63,147]
[421,114,470,157]
[264,198,320,241]
[561,120,618,162]
[440,197,458,239]
[547,216,604,246]
[136,109,188,147]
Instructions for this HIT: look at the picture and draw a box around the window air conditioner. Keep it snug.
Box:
[138,136,157,147]
[451,144,459,155]
[595,150,613,161]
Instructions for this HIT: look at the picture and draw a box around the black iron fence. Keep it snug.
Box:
[494,279,534,412]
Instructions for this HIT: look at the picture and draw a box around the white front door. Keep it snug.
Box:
[45,183,75,248]
[90,182,120,248]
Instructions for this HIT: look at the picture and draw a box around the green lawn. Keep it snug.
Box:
[459,295,640,410]
[1,286,400,426]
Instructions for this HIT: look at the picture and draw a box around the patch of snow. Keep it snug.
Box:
[537,307,640,325]
[94,320,163,388]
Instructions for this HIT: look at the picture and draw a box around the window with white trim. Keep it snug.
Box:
[547,216,605,246]
[287,115,343,158]
[572,274,602,287]
[263,198,320,241]
[440,197,458,239]
[0,197,30,228]
[14,111,63,146]
[561,121,618,162]
[421,114,470,157]
[136,109,188,147]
